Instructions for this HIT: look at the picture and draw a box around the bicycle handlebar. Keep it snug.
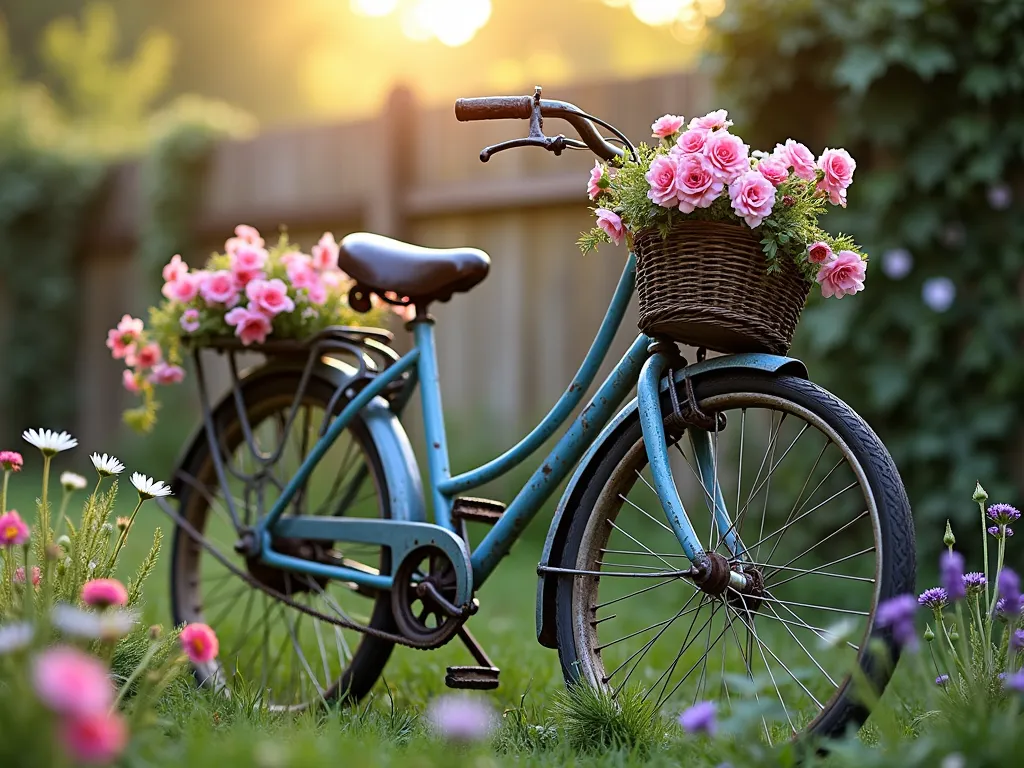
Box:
[454,95,625,161]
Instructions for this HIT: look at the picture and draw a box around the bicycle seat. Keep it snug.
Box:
[338,233,490,305]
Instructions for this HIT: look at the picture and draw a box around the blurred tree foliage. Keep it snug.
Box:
[710,0,1024,561]
[0,3,252,434]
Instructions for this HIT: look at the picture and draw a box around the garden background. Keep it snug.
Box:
[1,0,1023,764]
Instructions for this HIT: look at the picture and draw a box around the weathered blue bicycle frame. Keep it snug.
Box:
[252,252,797,604]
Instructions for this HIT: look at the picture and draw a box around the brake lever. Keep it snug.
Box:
[479,134,586,162]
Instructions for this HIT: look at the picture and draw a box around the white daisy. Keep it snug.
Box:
[130,472,172,499]
[60,471,87,491]
[0,622,33,655]
[90,453,125,477]
[22,428,78,457]
[51,604,138,640]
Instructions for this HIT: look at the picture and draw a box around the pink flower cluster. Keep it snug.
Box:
[33,647,127,764]
[807,241,867,298]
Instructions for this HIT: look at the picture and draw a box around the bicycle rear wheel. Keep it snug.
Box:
[555,371,915,741]
[169,368,397,709]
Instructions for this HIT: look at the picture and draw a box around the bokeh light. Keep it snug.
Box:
[359,0,492,47]
[350,0,400,16]
[630,0,686,26]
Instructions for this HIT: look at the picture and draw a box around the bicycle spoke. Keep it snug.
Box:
[592,577,678,610]
[763,548,876,589]
[741,485,861,557]
[622,481,675,535]
[595,604,703,652]
[762,509,869,581]
[607,518,678,571]
[758,439,831,565]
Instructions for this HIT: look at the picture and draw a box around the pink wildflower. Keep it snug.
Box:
[651,114,686,138]
[0,511,30,547]
[147,363,185,386]
[772,139,816,182]
[126,343,162,371]
[688,109,733,132]
[646,155,681,207]
[33,647,114,716]
[224,305,273,346]
[587,160,606,200]
[122,370,141,395]
[246,278,296,316]
[816,250,867,299]
[674,153,723,212]
[199,270,241,307]
[426,694,495,742]
[161,254,189,283]
[311,232,340,271]
[0,451,23,472]
[14,566,41,587]
[595,209,625,246]
[807,241,834,264]
[105,315,143,360]
[180,308,201,333]
[817,147,856,206]
[729,170,776,228]
[702,131,749,183]
[179,623,219,664]
[81,579,129,609]
[58,711,128,765]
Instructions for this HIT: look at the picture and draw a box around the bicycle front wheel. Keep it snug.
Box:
[554,371,915,742]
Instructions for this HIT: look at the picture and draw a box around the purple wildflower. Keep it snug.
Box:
[999,568,1022,616]
[935,674,950,686]
[941,551,966,601]
[988,525,1014,539]
[1012,630,1024,650]
[988,504,1021,525]
[1006,670,1024,692]
[918,587,948,611]
[678,701,717,736]
[425,694,495,742]
[876,594,919,650]
[995,595,1024,615]
[962,572,987,596]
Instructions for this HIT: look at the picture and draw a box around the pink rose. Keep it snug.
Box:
[651,114,686,138]
[148,362,186,386]
[180,308,201,333]
[224,304,273,345]
[162,254,189,283]
[816,250,866,298]
[105,315,143,359]
[675,128,708,155]
[688,109,733,132]
[729,170,777,228]
[587,160,606,200]
[59,712,128,766]
[817,147,856,206]
[756,158,789,187]
[646,155,680,207]
[127,342,162,371]
[122,370,141,394]
[246,278,295,316]
[229,244,268,287]
[772,139,816,181]
[200,270,240,307]
[674,154,723,213]
[311,232,339,271]
[161,273,200,304]
[32,647,113,716]
[595,208,625,246]
[807,241,834,264]
[702,131,749,183]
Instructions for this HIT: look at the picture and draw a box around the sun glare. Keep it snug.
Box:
[353,0,492,47]
[350,0,399,16]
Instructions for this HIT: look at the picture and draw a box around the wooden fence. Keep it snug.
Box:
[73,72,714,457]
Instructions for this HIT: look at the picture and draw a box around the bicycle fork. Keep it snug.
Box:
[636,344,749,592]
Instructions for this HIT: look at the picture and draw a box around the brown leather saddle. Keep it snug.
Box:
[338,233,490,308]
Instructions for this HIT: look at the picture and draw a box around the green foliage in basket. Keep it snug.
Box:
[578,111,867,300]
[709,0,1024,560]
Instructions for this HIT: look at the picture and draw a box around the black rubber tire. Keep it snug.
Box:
[169,368,397,705]
[554,371,916,741]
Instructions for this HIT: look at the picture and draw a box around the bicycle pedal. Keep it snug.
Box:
[445,665,500,690]
[451,497,505,525]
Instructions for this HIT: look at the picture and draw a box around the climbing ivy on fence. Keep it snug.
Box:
[711,0,1024,560]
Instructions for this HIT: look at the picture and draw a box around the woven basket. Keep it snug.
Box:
[633,220,811,355]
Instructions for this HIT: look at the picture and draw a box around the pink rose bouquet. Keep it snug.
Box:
[579,109,868,300]
[107,225,402,432]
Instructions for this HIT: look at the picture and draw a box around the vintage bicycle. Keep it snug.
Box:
[160,90,915,741]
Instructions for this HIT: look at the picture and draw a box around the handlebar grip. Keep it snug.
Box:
[455,96,533,122]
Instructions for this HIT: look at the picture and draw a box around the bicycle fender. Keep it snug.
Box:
[535,352,806,648]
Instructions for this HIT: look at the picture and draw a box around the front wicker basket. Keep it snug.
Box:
[633,220,811,355]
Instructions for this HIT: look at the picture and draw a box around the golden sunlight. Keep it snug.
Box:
[352,0,492,47]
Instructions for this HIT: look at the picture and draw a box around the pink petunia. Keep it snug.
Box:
[651,114,686,138]
[311,232,340,271]
[587,160,606,200]
[180,308,201,333]
[122,370,141,394]
[674,153,723,213]
[595,208,625,246]
[246,278,296,316]
[105,315,143,360]
[234,224,264,247]
[126,343,162,371]
[147,363,185,386]
[646,155,681,208]
[729,170,776,228]
[287,262,328,305]
[816,250,867,299]
[772,139,816,182]
[0,511,30,547]
[161,254,189,284]
[224,305,273,346]
[817,147,856,206]
[14,566,41,587]
[229,244,268,288]
[58,711,128,766]
[32,647,114,716]
[200,270,241,307]
[702,131,749,183]
[161,273,201,304]
[81,578,129,609]
[0,451,23,472]
[179,623,219,664]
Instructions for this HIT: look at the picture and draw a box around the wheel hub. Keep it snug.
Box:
[726,564,764,615]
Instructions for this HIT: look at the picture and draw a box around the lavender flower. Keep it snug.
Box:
[995,595,1024,616]
[1006,670,1024,693]
[1012,630,1024,650]
[425,694,495,742]
[999,568,1022,616]
[962,572,987,596]
[918,587,948,612]
[678,701,717,736]
[988,504,1021,525]
[876,594,919,650]
[935,674,950,686]
[941,551,966,601]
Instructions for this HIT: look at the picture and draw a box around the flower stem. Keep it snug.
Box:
[985,532,1008,672]
[55,489,71,539]
[108,497,145,570]
[1,469,9,514]
[980,498,991,608]
[40,455,51,554]
[112,641,160,711]
[954,603,975,686]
